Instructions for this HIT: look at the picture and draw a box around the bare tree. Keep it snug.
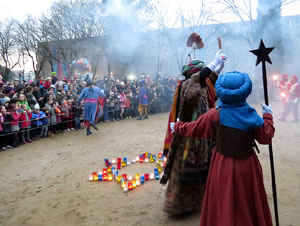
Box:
[154,0,217,74]
[0,19,20,81]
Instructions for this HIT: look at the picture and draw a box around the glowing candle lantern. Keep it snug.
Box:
[103,174,108,181]
[150,173,155,180]
[103,168,108,174]
[128,174,133,181]
[107,167,112,173]
[93,172,98,181]
[135,174,140,180]
[127,161,131,166]
[108,174,113,181]
[132,180,136,188]
[139,157,143,163]
[154,168,158,174]
[155,173,159,180]
[117,175,122,183]
[89,174,93,181]
[117,163,121,170]
[128,182,133,190]
[123,187,128,192]
[112,159,116,164]
[136,179,141,186]
[145,152,148,157]
[113,170,119,177]
[123,157,127,163]
[104,158,109,163]
[152,155,156,160]
[122,174,127,181]
[164,157,167,162]
[158,153,162,158]
[117,158,122,163]
[132,159,136,164]
[145,157,149,163]
[121,181,126,189]
[105,161,109,167]
[122,161,126,167]
[135,156,139,161]
[148,153,151,157]
[143,153,146,159]
[150,157,154,163]
[144,173,149,181]
[140,176,145,184]
[158,166,162,173]
[98,174,103,181]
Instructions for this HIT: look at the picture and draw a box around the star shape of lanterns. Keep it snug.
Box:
[88,152,166,192]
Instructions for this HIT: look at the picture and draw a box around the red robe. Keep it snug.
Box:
[174,109,274,226]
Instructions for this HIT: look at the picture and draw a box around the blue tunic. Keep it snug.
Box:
[78,86,105,124]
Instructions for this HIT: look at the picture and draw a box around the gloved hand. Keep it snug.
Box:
[207,49,227,72]
[262,104,273,115]
[215,61,225,75]
[170,122,175,133]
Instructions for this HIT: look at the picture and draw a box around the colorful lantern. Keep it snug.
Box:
[144,173,149,181]
[121,181,126,189]
[136,179,141,186]
[128,182,133,190]
[135,156,139,161]
[123,157,127,163]
[89,174,93,181]
[150,173,155,180]
[108,174,113,181]
[93,172,98,181]
[158,153,162,158]
[103,168,108,174]
[155,173,159,180]
[132,180,136,188]
[145,157,149,163]
[134,174,140,180]
[139,157,143,163]
[98,174,103,181]
[158,166,162,173]
[112,159,116,164]
[117,163,121,170]
[122,161,126,167]
[103,174,108,181]
[128,174,133,181]
[140,176,145,184]
[117,158,122,163]
[123,187,128,192]
[117,175,122,183]
[122,174,127,181]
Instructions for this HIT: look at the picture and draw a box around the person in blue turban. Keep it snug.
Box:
[172,71,274,226]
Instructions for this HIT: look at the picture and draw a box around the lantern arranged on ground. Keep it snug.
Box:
[89,174,93,181]
[103,174,108,181]
[121,181,127,189]
[117,175,122,183]
[93,172,98,181]
[108,174,113,181]
[128,182,133,190]
[128,174,133,181]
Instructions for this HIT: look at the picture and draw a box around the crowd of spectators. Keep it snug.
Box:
[0,73,177,151]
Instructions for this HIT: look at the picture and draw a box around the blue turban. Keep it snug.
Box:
[216,71,264,130]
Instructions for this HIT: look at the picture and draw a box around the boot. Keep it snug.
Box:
[136,116,143,120]
[86,127,92,135]
[144,115,148,119]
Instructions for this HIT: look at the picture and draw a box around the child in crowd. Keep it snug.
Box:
[19,104,32,144]
[45,99,57,137]
[10,104,20,147]
[0,106,13,150]
[31,106,44,139]
[73,99,83,130]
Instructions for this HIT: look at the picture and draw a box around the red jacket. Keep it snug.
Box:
[43,81,52,90]
[10,112,20,126]
[19,111,32,128]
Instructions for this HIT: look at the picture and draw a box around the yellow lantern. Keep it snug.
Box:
[122,161,126,167]
[89,175,93,181]
[108,174,113,181]
[158,165,162,173]
[132,180,136,188]
[107,167,112,173]
[117,175,122,183]
[128,174,133,181]
[121,181,126,189]
[150,157,154,163]
[134,174,140,180]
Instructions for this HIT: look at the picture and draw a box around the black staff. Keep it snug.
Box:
[250,39,279,226]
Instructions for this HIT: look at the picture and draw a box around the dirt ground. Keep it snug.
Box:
[0,101,299,226]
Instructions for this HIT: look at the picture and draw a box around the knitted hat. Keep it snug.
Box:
[215,71,252,104]
[181,60,205,78]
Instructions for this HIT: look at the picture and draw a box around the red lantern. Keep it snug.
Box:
[103,168,108,174]
[128,182,133,190]
[117,163,121,169]
[158,153,162,158]
[93,172,98,181]
[139,157,143,163]
[144,173,149,181]
[143,153,146,159]
[103,174,108,181]
[117,158,122,163]
[122,174,127,181]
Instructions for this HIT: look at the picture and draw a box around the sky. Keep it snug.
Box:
[1,0,300,23]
